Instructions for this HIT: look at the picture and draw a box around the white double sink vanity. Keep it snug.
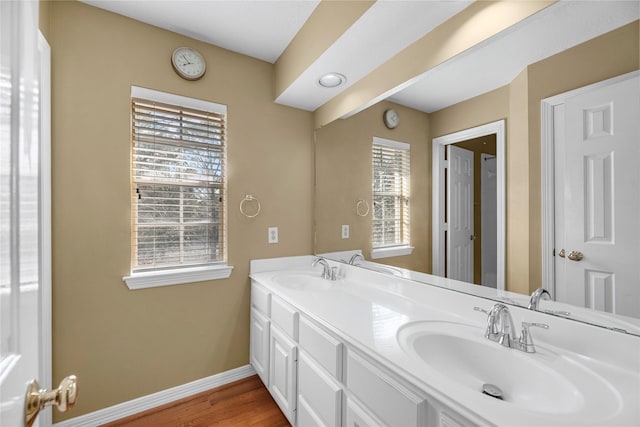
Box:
[249,255,639,427]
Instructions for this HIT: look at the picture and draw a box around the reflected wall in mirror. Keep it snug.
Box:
[315,19,640,333]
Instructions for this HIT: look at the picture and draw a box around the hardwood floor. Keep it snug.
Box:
[101,375,290,427]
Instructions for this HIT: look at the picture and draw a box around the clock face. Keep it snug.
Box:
[172,47,206,80]
[384,108,399,129]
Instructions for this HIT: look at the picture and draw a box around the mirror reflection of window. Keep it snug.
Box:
[372,137,410,250]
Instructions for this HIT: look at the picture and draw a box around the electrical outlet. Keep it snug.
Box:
[268,227,278,244]
[341,224,349,239]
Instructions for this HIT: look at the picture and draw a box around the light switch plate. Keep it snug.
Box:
[341,224,349,239]
[268,227,278,244]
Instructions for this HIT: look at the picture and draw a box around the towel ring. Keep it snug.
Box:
[356,199,370,217]
[240,194,261,218]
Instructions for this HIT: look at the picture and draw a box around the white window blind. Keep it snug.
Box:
[131,89,226,271]
[372,137,410,248]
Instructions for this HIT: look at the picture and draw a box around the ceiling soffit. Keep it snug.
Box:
[313,0,556,128]
[274,0,474,112]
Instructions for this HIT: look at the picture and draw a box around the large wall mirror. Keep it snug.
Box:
[314,2,640,336]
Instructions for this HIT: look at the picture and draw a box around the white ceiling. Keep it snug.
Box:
[81,0,321,63]
[81,0,639,115]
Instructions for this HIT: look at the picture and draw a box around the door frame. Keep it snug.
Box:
[432,120,505,290]
[38,30,53,427]
[540,70,640,296]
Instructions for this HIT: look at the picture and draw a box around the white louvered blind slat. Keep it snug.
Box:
[131,95,226,271]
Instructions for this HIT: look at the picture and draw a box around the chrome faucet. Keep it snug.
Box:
[475,303,549,353]
[528,288,551,310]
[348,253,364,265]
[527,288,572,316]
[312,257,334,280]
[482,303,517,347]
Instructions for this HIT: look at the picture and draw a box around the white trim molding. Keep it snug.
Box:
[38,31,53,427]
[123,264,233,290]
[432,120,506,290]
[53,365,256,427]
[371,245,414,260]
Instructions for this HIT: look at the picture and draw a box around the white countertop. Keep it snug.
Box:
[250,255,640,427]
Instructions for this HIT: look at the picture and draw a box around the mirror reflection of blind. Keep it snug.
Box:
[372,138,410,248]
[131,96,226,271]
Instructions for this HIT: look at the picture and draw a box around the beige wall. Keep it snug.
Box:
[507,68,531,295]
[315,101,431,272]
[45,1,313,420]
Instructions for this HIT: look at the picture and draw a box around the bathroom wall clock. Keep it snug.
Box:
[171,47,206,81]
[383,108,399,129]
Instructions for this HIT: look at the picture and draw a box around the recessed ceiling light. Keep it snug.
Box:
[318,73,346,88]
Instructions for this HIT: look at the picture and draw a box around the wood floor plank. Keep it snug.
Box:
[102,375,289,427]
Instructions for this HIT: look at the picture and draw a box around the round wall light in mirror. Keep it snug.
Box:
[318,72,347,88]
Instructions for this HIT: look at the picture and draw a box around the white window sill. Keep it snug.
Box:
[123,264,234,290]
[370,245,414,260]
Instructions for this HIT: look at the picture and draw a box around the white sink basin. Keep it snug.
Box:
[397,321,621,418]
[272,272,333,291]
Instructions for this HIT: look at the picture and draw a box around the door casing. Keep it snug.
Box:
[432,120,505,290]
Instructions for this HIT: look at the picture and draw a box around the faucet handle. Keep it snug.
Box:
[519,321,549,353]
[473,306,489,315]
[522,321,549,330]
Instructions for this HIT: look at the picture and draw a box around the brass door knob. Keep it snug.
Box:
[558,249,566,258]
[567,250,584,261]
[25,375,77,427]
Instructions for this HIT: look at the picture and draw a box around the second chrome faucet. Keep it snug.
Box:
[312,257,338,281]
[475,303,548,353]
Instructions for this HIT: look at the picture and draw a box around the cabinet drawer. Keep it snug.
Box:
[251,281,271,316]
[345,396,383,427]
[298,352,342,427]
[271,295,299,340]
[299,316,343,380]
[346,351,426,427]
[427,400,477,427]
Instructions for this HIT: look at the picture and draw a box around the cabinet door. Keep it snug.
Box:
[250,307,270,385]
[269,325,297,424]
[298,352,342,427]
[345,397,383,427]
[346,351,427,427]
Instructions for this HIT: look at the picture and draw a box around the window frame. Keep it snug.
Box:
[370,137,414,260]
[123,86,232,289]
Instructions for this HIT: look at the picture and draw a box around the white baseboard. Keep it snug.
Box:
[54,364,256,427]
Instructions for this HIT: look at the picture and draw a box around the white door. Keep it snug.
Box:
[1,1,43,425]
[555,74,640,317]
[447,145,474,282]
[1,3,74,427]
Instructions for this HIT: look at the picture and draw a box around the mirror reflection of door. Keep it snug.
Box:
[445,136,497,287]
[551,73,640,318]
